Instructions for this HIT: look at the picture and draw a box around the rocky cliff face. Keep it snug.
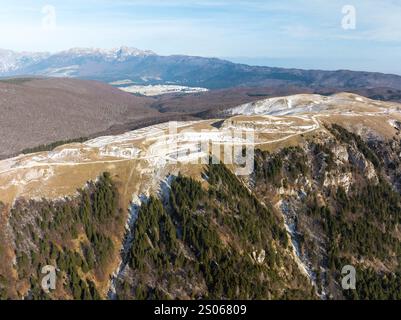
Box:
[250,125,401,299]
[0,93,401,300]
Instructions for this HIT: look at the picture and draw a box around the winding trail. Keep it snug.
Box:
[255,114,321,145]
[0,115,323,176]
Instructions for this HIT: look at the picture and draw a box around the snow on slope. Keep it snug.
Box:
[117,84,209,96]
[42,65,80,77]
[1,92,400,205]
[56,46,156,61]
[227,93,391,116]
[0,46,155,75]
[228,94,330,116]
[0,49,49,73]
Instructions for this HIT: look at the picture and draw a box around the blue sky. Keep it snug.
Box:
[0,0,400,74]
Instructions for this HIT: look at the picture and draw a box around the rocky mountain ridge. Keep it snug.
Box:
[1,47,401,94]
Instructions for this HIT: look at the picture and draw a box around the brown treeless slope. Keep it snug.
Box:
[0,78,161,158]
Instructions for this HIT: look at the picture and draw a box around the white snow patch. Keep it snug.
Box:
[229,94,330,116]
[118,84,208,96]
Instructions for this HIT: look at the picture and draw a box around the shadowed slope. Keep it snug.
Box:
[0,78,159,158]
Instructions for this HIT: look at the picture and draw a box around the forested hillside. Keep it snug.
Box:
[252,125,401,299]
[114,164,314,300]
[1,123,401,300]
[0,173,126,299]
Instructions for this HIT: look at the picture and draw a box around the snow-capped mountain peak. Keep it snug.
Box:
[0,49,49,73]
[0,46,156,75]
[56,46,156,60]
[114,46,156,59]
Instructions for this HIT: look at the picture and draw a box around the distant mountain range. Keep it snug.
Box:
[2,47,401,92]
[0,49,50,73]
